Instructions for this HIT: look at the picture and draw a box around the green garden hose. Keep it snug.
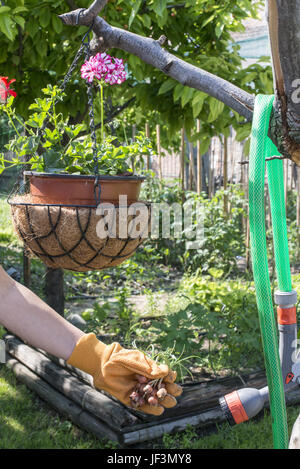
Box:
[249,94,290,449]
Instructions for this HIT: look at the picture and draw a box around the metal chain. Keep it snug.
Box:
[37,21,98,171]
[82,32,99,175]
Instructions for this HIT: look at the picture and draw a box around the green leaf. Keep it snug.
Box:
[173,83,184,102]
[142,14,151,29]
[36,39,47,58]
[14,15,25,29]
[129,0,142,28]
[215,23,224,38]
[39,7,50,28]
[27,16,39,37]
[207,98,224,123]
[158,78,176,95]
[0,6,11,14]
[201,13,216,29]
[0,14,16,41]
[13,6,28,14]
[235,123,251,142]
[181,87,194,107]
[192,92,206,118]
[52,14,63,34]
[154,0,168,18]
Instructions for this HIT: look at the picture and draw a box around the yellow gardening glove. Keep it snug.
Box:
[67,333,183,416]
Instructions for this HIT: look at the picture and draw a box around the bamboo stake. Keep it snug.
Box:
[197,120,202,195]
[131,124,137,172]
[189,141,196,191]
[180,128,185,194]
[208,142,214,198]
[145,122,150,170]
[156,124,162,181]
[223,136,228,216]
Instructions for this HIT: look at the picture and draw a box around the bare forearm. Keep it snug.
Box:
[0,266,84,360]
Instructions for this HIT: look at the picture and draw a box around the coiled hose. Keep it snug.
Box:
[249,94,290,449]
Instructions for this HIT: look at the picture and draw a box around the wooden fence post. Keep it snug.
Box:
[145,122,150,170]
[156,124,162,181]
[208,141,214,198]
[188,141,196,191]
[44,268,65,317]
[131,124,137,172]
[197,120,202,195]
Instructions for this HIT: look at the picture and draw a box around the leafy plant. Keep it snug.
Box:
[145,274,263,375]
[0,85,154,175]
[82,284,138,345]
[140,175,247,275]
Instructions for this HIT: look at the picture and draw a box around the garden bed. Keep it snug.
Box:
[5,333,300,446]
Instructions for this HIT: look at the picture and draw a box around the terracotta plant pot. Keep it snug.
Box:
[23,171,145,206]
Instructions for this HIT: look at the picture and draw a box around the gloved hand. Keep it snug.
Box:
[67,333,183,415]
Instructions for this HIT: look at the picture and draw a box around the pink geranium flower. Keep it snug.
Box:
[81,54,127,85]
[81,57,102,83]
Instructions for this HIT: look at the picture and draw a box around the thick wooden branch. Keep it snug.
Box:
[59,1,300,166]
[268,0,300,164]
[59,9,255,121]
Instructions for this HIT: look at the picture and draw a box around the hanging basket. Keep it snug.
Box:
[9,174,151,272]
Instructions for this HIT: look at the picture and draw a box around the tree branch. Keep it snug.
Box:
[59,8,254,121]
[86,0,109,18]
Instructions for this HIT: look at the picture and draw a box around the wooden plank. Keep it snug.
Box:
[123,408,224,445]
[5,335,139,429]
[6,357,121,444]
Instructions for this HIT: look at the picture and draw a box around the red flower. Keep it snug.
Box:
[0,76,17,104]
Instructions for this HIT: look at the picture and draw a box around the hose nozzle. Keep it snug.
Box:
[219,388,267,426]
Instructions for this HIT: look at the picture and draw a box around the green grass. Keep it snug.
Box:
[0,194,17,245]
[0,365,118,449]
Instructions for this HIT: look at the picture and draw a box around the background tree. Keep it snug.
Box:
[0,0,273,152]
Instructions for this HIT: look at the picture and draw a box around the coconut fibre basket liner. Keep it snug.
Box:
[10,195,151,272]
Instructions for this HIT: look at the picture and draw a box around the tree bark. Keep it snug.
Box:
[268,0,300,164]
